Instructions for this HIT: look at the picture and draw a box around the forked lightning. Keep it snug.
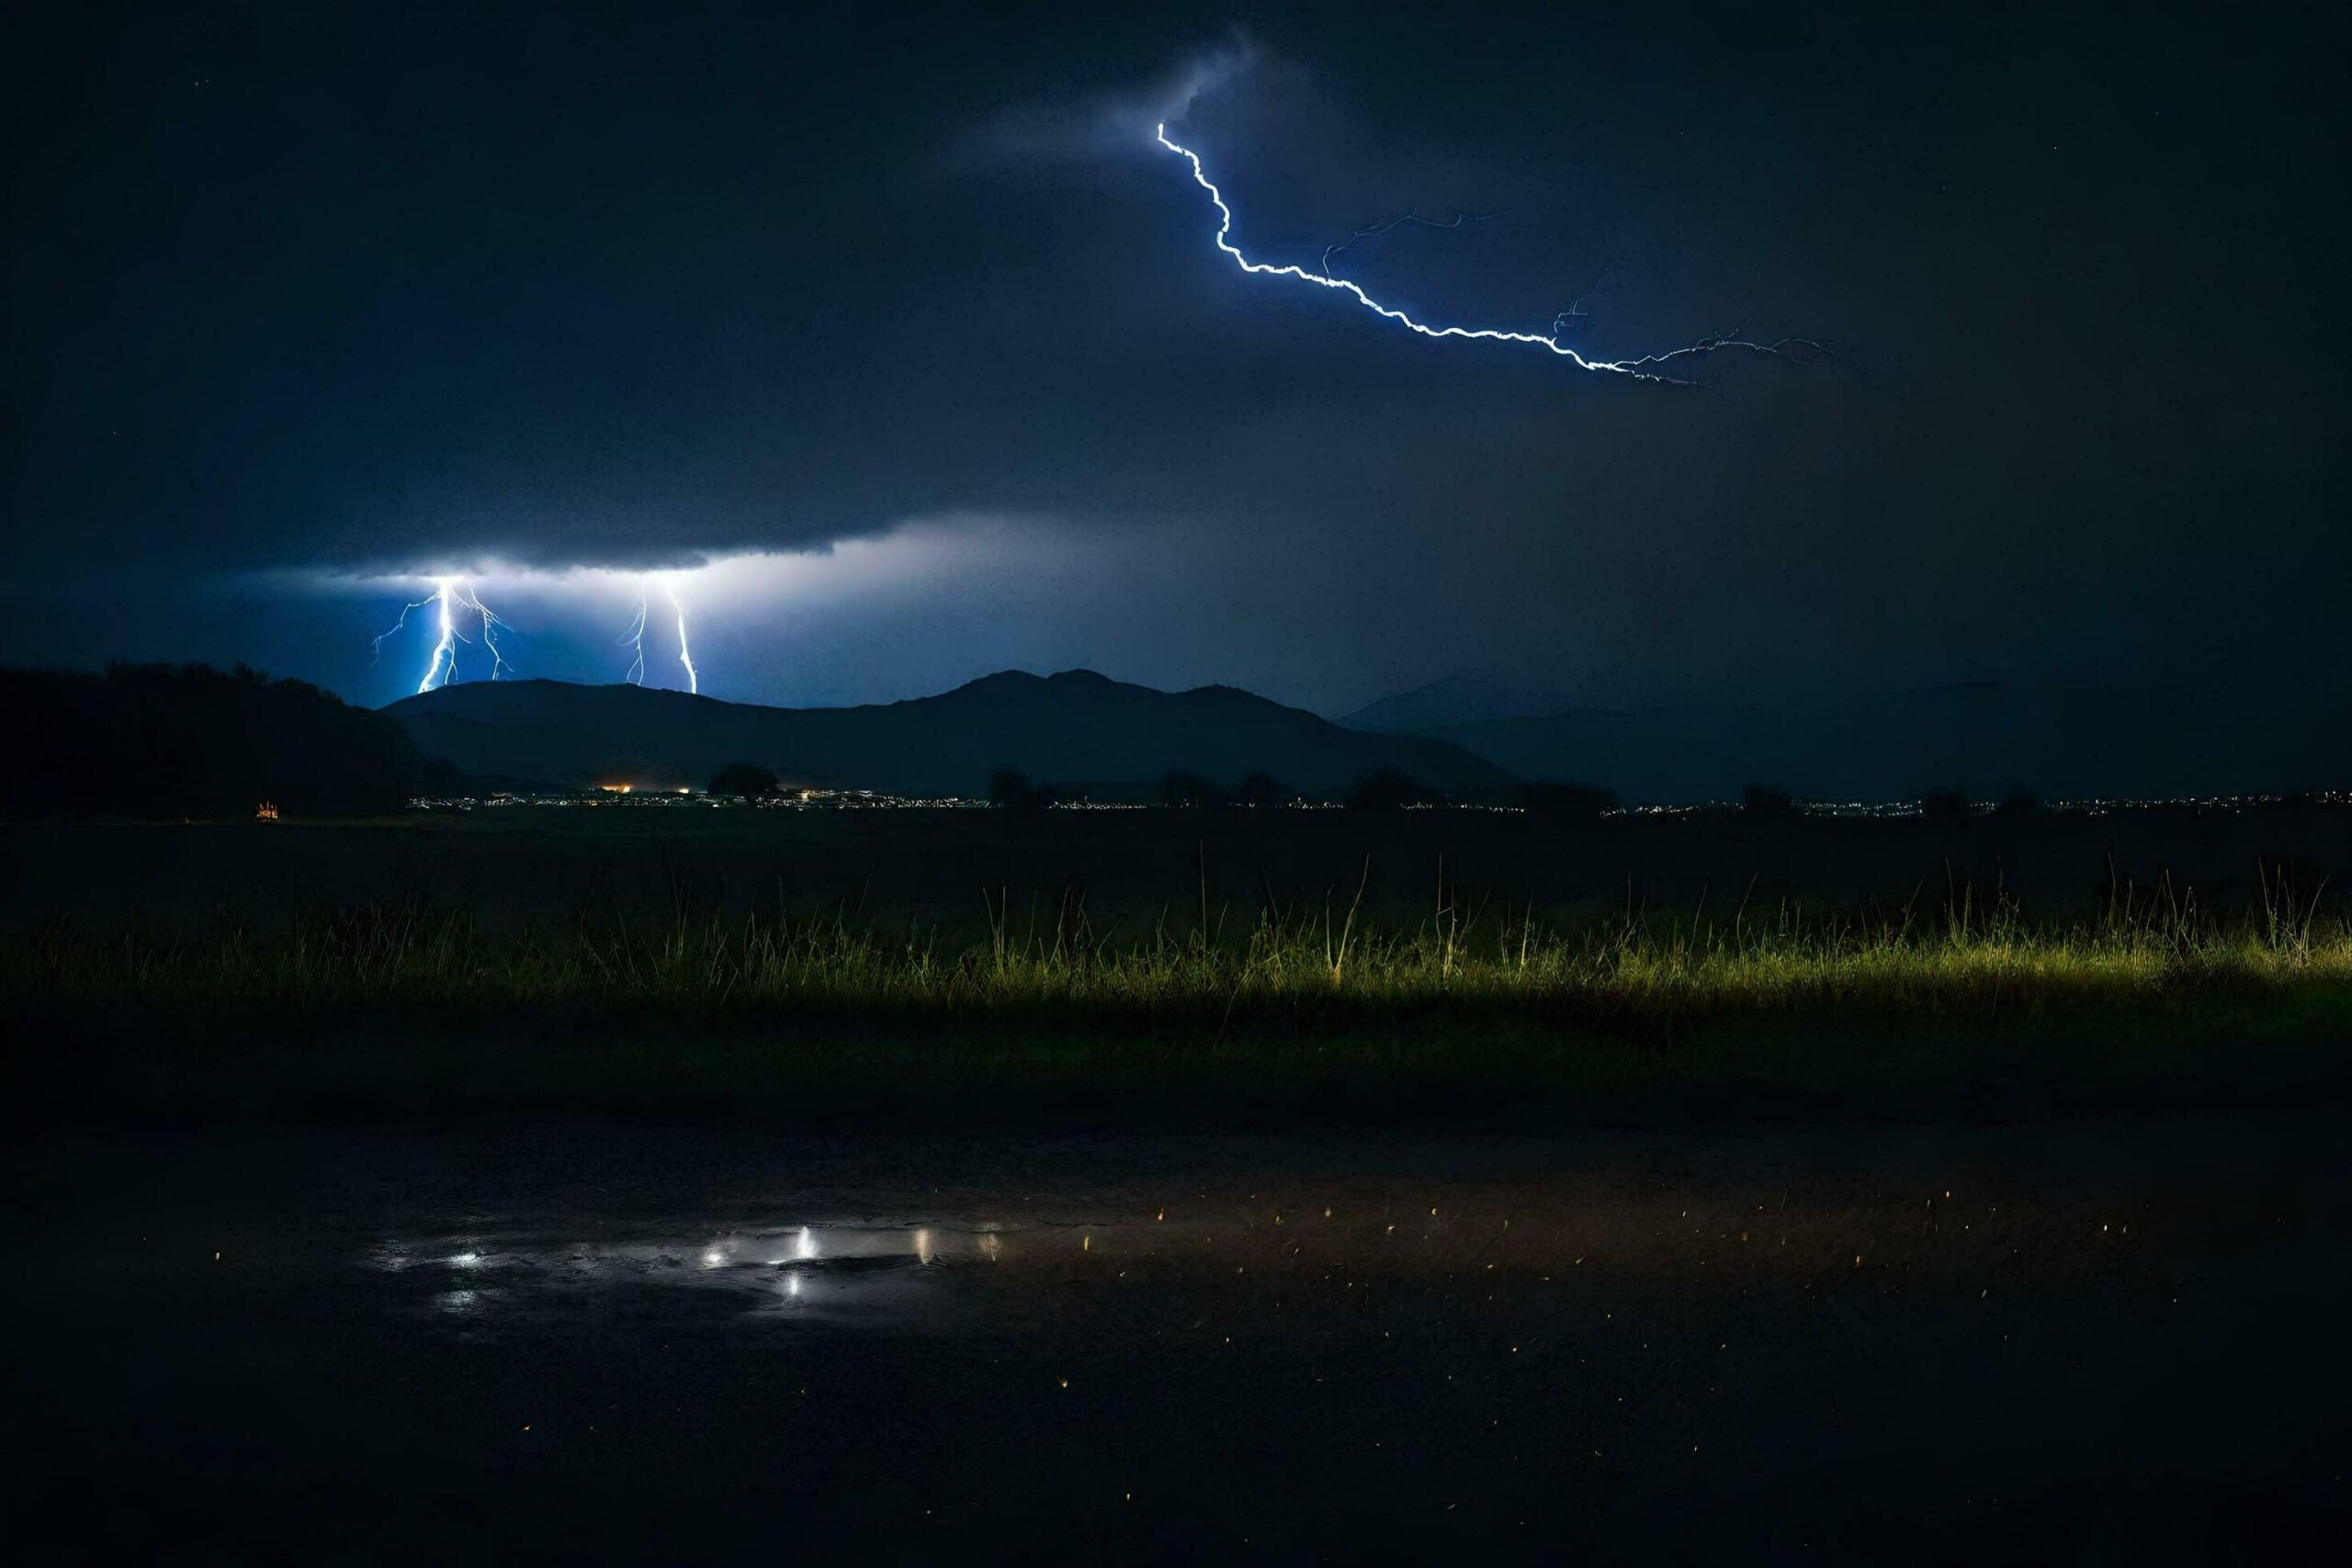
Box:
[1155,124,1823,385]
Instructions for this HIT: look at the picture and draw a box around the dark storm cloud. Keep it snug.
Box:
[7,6,1282,575]
[4,4,2344,716]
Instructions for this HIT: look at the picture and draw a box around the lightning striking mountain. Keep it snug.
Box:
[372,577,512,694]
[1155,124,1824,384]
[615,576,697,693]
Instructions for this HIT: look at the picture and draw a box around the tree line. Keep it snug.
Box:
[2,662,454,818]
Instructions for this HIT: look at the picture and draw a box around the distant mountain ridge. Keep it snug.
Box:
[1336,676,1565,734]
[384,671,1517,797]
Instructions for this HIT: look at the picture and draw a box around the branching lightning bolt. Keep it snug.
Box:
[616,575,697,693]
[1155,124,1826,384]
[372,576,512,694]
[372,592,438,664]
[458,582,514,684]
[1550,276,1607,338]
[619,592,649,685]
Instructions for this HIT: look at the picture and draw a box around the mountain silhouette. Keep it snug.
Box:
[1337,676,1566,734]
[385,671,1517,797]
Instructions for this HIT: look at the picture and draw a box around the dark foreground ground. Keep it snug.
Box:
[9,802,2348,934]
[7,807,2346,1561]
[7,1111,2346,1564]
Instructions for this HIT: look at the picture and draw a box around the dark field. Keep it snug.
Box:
[11,803,2349,933]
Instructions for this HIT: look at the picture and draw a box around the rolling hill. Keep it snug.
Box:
[384,671,1518,798]
[1335,676,1566,734]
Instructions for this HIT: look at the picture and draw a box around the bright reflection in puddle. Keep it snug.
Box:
[368,1174,2111,1333]
[374,1222,1012,1321]
[35,1127,2324,1561]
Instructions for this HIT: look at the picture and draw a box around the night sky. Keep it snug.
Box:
[6,3,2343,719]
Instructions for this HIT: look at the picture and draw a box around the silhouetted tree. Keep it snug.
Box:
[0,662,442,818]
[708,761,780,796]
[1921,790,1972,825]
[1521,782,1617,820]
[1160,769,1219,808]
[1234,771,1289,809]
[1741,784,1796,819]
[1347,766,1430,812]
[1995,788,2041,817]
[990,766,1054,812]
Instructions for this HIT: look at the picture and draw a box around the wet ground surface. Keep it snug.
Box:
[6,1111,2347,1562]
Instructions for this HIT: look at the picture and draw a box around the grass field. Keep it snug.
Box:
[15,870,2347,1034]
[10,813,2347,1120]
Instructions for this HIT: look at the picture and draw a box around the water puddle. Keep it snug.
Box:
[16,1121,2347,1559]
[374,1221,1009,1319]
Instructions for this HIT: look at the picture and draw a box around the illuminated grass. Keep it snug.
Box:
[12,874,2348,1041]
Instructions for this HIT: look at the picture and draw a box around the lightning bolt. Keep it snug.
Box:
[663,576,698,694]
[615,576,699,693]
[1550,276,1608,338]
[454,581,514,683]
[1155,124,1826,384]
[422,580,459,693]
[372,576,513,694]
[371,591,438,664]
[619,592,649,685]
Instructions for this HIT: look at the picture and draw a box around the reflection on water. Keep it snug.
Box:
[365,1165,2135,1332]
[373,1220,1020,1319]
[28,1122,2346,1562]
